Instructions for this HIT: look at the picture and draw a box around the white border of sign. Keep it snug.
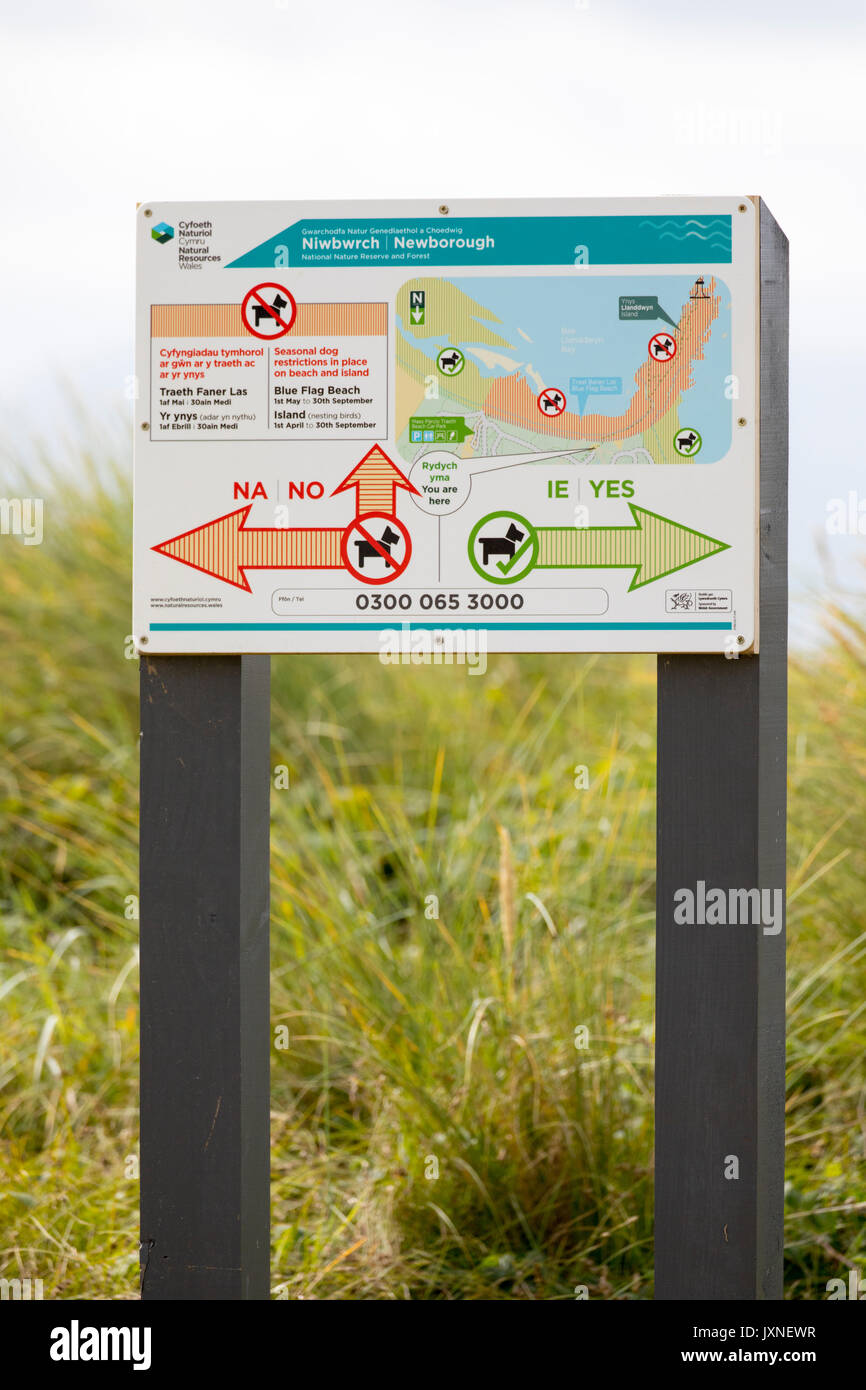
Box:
[134,196,759,656]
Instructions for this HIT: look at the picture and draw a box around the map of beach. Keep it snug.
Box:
[395,275,731,467]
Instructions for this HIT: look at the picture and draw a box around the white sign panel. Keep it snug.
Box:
[134,198,758,655]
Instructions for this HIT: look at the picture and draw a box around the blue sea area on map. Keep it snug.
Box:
[400,276,732,463]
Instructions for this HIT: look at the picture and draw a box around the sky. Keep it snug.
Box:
[1,0,864,640]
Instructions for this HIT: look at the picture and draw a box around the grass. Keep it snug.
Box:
[0,455,864,1299]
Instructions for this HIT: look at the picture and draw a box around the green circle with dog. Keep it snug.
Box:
[468,510,538,585]
[436,346,465,377]
[672,426,702,457]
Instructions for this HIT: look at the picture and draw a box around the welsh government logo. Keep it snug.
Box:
[151,221,174,245]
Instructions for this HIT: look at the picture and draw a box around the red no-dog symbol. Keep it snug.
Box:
[341,512,412,585]
[241,282,297,340]
[648,332,678,362]
[537,386,567,417]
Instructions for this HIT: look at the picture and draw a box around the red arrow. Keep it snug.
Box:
[332,444,420,516]
[153,506,344,591]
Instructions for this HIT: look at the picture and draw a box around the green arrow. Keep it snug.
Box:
[536,504,729,590]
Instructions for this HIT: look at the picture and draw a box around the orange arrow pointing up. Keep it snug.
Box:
[332,444,420,516]
[153,506,344,591]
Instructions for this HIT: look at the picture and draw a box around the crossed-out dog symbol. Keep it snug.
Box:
[252,292,289,329]
[354,523,401,569]
[650,334,676,360]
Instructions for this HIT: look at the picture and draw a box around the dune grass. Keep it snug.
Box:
[0,458,864,1299]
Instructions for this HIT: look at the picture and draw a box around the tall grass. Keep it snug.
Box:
[0,457,864,1298]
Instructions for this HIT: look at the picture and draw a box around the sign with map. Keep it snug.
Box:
[396,274,730,467]
[134,198,758,655]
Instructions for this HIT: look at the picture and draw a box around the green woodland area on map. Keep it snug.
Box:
[1,456,864,1299]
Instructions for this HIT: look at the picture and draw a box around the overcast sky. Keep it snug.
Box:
[1,0,864,636]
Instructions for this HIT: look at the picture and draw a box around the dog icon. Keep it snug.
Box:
[676,431,698,452]
[479,522,525,566]
[438,350,462,373]
[651,336,674,359]
[541,391,564,412]
[355,524,401,569]
[252,293,289,329]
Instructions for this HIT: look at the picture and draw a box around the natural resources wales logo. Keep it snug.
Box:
[151,221,174,245]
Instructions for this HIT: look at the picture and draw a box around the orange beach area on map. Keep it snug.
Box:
[479,279,720,444]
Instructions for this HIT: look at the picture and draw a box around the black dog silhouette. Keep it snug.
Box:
[541,391,564,412]
[651,336,674,358]
[480,522,525,566]
[355,524,401,569]
[677,431,698,451]
[439,351,462,372]
[252,293,289,328]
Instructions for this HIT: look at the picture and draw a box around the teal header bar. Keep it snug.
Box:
[226,216,732,270]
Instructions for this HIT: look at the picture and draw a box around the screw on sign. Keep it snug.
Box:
[648,331,678,362]
[340,512,412,585]
[241,282,298,339]
[537,387,567,418]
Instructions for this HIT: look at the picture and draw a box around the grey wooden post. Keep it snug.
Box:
[655,201,788,1299]
[139,654,271,1300]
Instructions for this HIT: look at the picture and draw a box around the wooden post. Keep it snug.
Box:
[139,655,271,1300]
[655,201,788,1299]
